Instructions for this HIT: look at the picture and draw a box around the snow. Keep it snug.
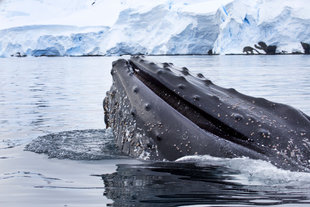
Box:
[0,0,309,57]
[0,25,109,57]
[213,0,310,54]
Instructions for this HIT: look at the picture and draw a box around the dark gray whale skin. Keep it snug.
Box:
[104,56,310,172]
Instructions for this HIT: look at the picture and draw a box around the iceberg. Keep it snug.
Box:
[0,0,309,57]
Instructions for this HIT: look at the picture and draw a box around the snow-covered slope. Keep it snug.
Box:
[0,25,109,57]
[213,0,310,54]
[0,0,309,57]
[101,5,220,55]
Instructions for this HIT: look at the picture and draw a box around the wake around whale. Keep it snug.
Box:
[104,56,310,172]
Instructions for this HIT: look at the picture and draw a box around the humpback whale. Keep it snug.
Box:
[104,56,310,172]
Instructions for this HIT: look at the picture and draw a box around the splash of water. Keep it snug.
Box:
[25,129,127,160]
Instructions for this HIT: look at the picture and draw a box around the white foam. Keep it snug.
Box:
[177,155,310,186]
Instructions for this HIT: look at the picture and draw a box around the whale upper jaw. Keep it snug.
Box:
[104,56,310,172]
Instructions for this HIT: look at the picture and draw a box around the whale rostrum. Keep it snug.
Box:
[104,56,310,172]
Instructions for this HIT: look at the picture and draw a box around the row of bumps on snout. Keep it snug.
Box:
[109,56,310,160]
[125,56,310,153]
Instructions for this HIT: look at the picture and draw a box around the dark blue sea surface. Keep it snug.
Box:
[1,56,310,207]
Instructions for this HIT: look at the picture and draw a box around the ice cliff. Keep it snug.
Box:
[214,0,310,54]
[0,0,309,57]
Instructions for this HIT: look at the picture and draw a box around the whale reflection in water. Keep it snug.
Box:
[100,161,310,207]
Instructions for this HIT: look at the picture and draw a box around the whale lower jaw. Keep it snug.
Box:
[104,56,310,172]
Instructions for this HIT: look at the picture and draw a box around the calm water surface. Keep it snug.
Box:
[0,55,310,207]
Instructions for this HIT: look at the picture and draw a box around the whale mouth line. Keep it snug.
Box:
[105,57,310,172]
[129,60,250,145]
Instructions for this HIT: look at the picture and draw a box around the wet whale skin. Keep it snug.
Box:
[104,56,310,172]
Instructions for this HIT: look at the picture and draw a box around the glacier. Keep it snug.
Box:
[213,0,310,54]
[0,25,109,57]
[0,0,309,57]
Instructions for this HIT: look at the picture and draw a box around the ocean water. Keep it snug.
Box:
[1,55,310,207]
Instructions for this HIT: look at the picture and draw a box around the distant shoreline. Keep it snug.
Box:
[6,53,310,58]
